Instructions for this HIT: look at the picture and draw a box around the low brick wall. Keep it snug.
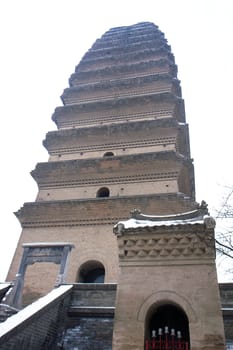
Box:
[219,283,233,341]
[0,285,73,350]
[61,284,117,350]
[62,316,114,350]
[69,283,117,309]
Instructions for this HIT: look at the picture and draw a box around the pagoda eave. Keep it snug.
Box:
[15,193,197,228]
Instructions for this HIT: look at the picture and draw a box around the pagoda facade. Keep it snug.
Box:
[9,22,196,302]
[4,22,228,350]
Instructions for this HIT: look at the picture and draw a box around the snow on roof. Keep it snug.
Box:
[23,242,74,247]
[114,214,216,234]
[0,283,11,292]
[0,285,72,337]
[116,216,205,229]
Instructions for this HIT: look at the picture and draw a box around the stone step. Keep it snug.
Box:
[55,284,116,349]
[68,306,115,317]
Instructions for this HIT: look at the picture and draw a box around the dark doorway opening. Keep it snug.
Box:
[103,151,114,157]
[145,304,190,350]
[96,187,110,198]
[77,260,105,283]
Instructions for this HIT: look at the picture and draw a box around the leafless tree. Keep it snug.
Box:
[214,187,233,260]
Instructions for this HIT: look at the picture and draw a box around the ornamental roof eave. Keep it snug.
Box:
[113,202,216,236]
[113,216,216,236]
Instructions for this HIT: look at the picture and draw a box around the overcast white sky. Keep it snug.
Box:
[0,0,232,281]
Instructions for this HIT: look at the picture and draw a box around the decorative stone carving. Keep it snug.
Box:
[115,208,216,262]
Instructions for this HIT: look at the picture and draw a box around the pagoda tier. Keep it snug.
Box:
[43,118,190,161]
[82,39,170,59]
[31,151,195,201]
[94,24,162,42]
[62,74,181,106]
[69,58,177,86]
[15,193,196,228]
[92,32,164,49]
[75,48,175,72]
[103,22,159,33]
[52,93,185,129]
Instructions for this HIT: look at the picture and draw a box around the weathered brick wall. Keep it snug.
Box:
[61,316,114,350]
[219,283,233,308]
[15,194,195,226]
[59,283,116,350]
[62,77,176,105]
[7,224,119,298]
[8,194,196,300]
[75,44,172,71]
[33,152,193,202]
[224,314,233,341]
[112,221,226,350]
[0,286,72,350]
[71,61,173,84]
[69,283,117,308]
[22,262,61,306]
[44,119,180,162]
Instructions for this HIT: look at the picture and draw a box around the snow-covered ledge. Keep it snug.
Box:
[0,285,72,338]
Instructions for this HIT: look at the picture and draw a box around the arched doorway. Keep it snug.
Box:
[145,303,190,350]
[77,260,105,283]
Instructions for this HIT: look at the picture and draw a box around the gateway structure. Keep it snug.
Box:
[4,22,227,350]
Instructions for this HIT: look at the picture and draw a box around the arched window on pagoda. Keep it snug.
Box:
[145,303,190,350]
[77,260,105,283]
[103,151,114,157]
[96,187,110,198]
